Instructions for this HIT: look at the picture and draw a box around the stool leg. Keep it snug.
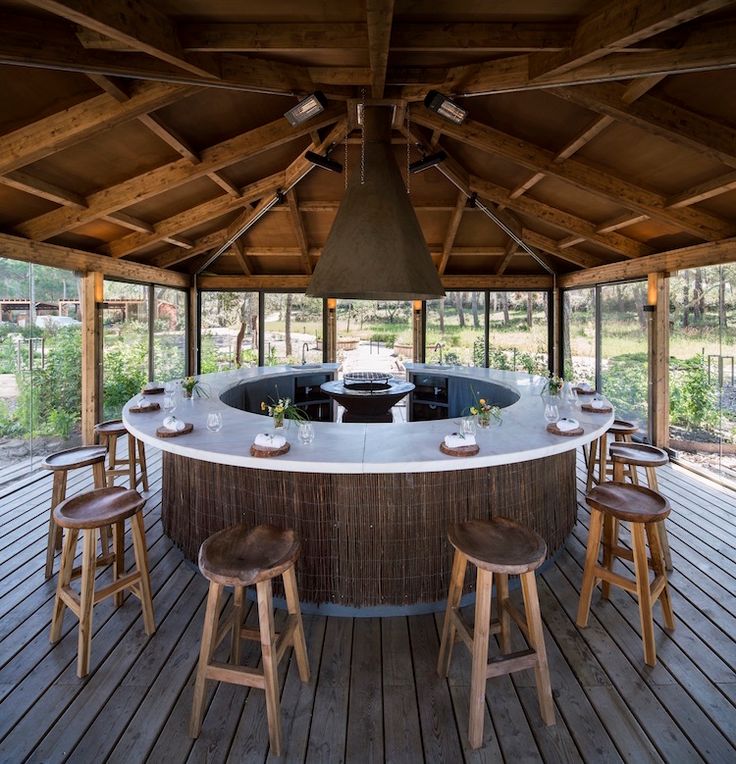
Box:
[437,549,467,678]
[137,439,149,492]
[113,521,125,608]
[469,568,493,749]
[257,579,283,756]
[646,523,675,631]
[45,471,65,579]
[100,526,111,559]
[231,585,244,665]
[631,522,657,667]
[107,433,118,486]
[577,508,604,627]
[77,528,98,677]
[495,572,511,655]
[646,468,673,571]
[282,565,310,683]
[598,432,608,487]
[92,460,105,490]
[520,571,555,726]
[50,527,78,642]
[601,514,615,601]
[127,433,137,489]
[131,512,155,635]
[190,581,222,738]
[585,438,598,492]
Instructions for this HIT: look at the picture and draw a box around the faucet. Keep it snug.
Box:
[301,342,310,365]
[433,342,443,365]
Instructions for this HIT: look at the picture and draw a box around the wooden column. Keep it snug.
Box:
[81,271,103,443]
[188,281,198,375]
[325,299,337,363]
[412,300,424,363]
[552,287,562,376]
[648,272,670,448]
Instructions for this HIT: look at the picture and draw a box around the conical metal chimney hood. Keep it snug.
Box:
[306,106,445,300]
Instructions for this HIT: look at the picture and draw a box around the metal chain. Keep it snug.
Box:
[406,103,411,195]
[360,87,366,185]
[344,132,348,190]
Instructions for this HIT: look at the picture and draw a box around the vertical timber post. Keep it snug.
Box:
[552,287,561,377]
[188,279,198,375]
[325,298,337,363]
[412,300,424,362]
[648,272,670,448]
[81,271,103,444]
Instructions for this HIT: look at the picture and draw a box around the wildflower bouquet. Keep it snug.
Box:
[260,396,308,428]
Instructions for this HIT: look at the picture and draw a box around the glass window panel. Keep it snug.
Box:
[335,299,411,377]
[669,264,735,482]
[153,287,186,381]
[425,292,485,366]
[487,291,549,374]
[599,282,648,431]
[264,293,323,365]
[102,280,149,420]
[200,291,259,372]
[563,288,596,386]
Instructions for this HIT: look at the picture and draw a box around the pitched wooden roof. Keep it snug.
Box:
[1,0,735,288]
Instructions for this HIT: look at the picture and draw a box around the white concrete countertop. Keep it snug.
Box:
[123,364,614,474]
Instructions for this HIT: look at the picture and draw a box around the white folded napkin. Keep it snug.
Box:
[137,399,153,409]
[590,398,608,409]
[577,382,593,392]
[162,415,186,432]
[444,433,476,449]
[254,432,287,450]
[556,417,580,432]
[144,381,159,390]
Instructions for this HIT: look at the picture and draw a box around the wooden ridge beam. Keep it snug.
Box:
[14,106,345,242]
[366,0,395,98]
[469,176,650,259]
[527,0,732,81]
[411,110,735,241]
[0,80,195,175]
[25,0,219,78]
[438,191,466,275]
[0,232,189,287]
[286,189,312,275]
[552,82,736,169]
[559,237,736,288]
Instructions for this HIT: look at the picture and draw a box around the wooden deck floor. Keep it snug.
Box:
[0,449,735,763]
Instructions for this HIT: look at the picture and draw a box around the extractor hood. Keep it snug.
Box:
[306,106,445,300]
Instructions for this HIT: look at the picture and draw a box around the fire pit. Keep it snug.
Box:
[321,373,415,423]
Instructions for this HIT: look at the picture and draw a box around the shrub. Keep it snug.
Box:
[670,355,720,431]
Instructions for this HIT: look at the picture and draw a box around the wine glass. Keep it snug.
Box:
[164,380,176,394]
[462,415,477,437]
[544,402,560,424]
[163,393,177,415]
[206,412,223,432]
[298,422,315,444]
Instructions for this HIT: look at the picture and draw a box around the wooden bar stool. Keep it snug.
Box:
[438,517,555,749]
[189,523,310,756]
[577,482,674,667]
[585,419,638,492]
[50,486,155,677]
[95,419,149,491]
[610,442,673,570]
[41,445,108,579]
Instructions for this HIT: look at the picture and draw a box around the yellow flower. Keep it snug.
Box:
[260,401,266,411]
[479,398,486,405]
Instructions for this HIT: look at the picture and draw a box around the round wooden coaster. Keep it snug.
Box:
[250,442,290,458]
[440,441,480,457]
[142,387,164,395]
[546,422,584,437]
[581,402,612,413]
[129,403,160,414]
[573,387,596,395]
[156,422,193,438]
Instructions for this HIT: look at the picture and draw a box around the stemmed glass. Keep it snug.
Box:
[206,412,223,432]
[297,422,315,444]
[544,402,560,425]
[164,380,176,395]
[163,393,177,415]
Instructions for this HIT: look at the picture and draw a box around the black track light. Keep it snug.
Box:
[284,91,327,126]
[305,150,343,174]
[424,90,468,125]
[408,151,447,174]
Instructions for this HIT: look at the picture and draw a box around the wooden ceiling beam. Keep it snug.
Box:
[559,236,736,288]
[24,0,219,79]
[438,190,466,275]
[103,211,154,234]
[14,106,345,242]
[496,239,519,276]
[0,171,87,207]
[596,213,649,233]
[668,170,736,208]
[0,80,195,176]
[527,0,732,81]
[0,232,189,287]
[366,0,395,98]
[85,72,129,101]
[411,110,735,241]
[286,189,313,275]
[521,229,608,269]
[552,82,736,168]
[230,238,253,276]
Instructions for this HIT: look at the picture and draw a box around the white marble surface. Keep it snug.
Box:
[122,364,614,474]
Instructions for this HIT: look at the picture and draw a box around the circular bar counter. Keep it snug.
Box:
[123,365,613,614]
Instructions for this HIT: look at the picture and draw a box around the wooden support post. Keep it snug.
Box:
[325,298,337,363]
[188,281,198,375]
[552,287,561,376]
[648,272,670,448]
[412,300,423,363]
[81,271,103,444]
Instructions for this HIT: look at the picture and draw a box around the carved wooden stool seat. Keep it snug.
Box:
[50,486,155,677]
[586,418,638,492]
[189,523,310,756]
[438,517,555,750]
[610,442,672,569]
[95,419,148,491]
[41,445,107,578]
[577,482,674,667]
